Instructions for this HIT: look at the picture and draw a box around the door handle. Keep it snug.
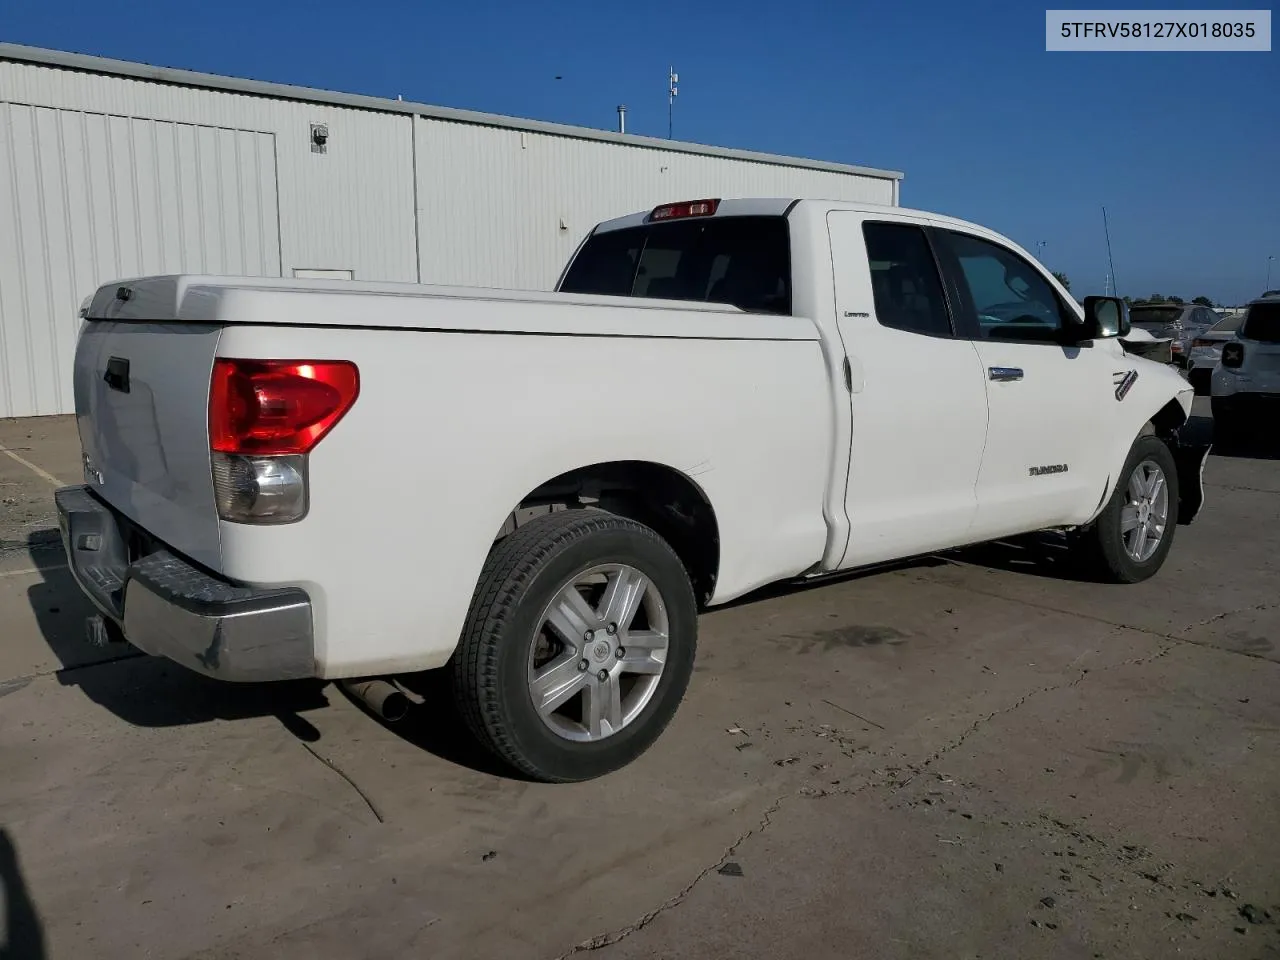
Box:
[988,366,1023,382]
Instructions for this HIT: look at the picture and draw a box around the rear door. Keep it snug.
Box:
[930,227,1115,537]
[826,212,990,568]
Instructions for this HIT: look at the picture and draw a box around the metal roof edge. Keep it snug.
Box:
[0,42,905,182]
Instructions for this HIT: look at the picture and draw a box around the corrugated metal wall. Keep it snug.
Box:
[0,103,280,417]
[414,120,895,290]
[0,56,898,417]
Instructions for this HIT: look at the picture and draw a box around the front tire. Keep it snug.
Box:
[449,509,698,783]
[1072,436,1179,584]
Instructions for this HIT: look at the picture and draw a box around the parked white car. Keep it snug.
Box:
[1211,295,1280,440]
[1188,311,1247,394]
[57,197,1208,782]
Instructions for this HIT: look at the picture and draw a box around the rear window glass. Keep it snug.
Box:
[1129,306,1183,328]
[1242,301,1280,343]
[1209,313,1245,333]
[559,216,792,316]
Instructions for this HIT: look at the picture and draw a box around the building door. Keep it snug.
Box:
[0,104,281,417]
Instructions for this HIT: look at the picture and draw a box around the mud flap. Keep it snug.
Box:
[1169,429,1212,525]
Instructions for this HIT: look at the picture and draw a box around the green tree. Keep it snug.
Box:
[1147,293,1166,303]
[1192,296,1213,307]
[1167,295,1184,304]
[1051,271,1070,291]
[1122,295,1133,306]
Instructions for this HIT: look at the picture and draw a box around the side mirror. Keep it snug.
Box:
[1081,296,1130,339]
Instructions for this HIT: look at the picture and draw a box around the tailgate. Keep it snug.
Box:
[74,318,223,571]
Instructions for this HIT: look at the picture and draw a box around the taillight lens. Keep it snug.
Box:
[210,359,359,455]
[209,359,358,524]
[1221,342,1245,368]
[213,452,307,524]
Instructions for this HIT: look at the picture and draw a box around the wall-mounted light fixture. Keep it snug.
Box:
[310,122,329,155]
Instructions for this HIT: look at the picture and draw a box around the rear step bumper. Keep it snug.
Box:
[55,485,315,682]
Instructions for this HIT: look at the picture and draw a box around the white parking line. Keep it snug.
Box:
[0,564,67,579]
[0,441,63,487]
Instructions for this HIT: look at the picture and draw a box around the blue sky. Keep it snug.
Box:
[5,0,1278,304]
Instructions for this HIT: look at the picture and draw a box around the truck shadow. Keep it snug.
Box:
[24,531,329,728]
[0,828,45,960]
[339,672,527,780]
[23,531,503,777]
[942,534,1096,582]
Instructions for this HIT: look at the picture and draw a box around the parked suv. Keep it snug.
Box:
[1128,303,1219,368]
[1211,295,1280,441]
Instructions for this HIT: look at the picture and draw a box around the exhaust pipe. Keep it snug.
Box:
[341,678,411,723]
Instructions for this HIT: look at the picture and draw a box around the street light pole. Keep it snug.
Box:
[1035,240,1047,262]
[1267,255,1276,291]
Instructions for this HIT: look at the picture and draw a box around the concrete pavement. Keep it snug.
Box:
[0,405,1277,960]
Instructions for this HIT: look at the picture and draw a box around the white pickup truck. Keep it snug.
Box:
[57,197,1209,782]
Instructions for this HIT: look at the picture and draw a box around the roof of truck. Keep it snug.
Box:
[591,197,1005,238]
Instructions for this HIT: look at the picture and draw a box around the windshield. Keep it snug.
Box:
[1242,301,1280,343]
[1209,313,1245,333]
[558,215,792,316]
[1129,306,1184,329]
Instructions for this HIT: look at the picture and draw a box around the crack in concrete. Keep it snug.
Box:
[920,569,1279,668]
[1178,602,1273,633]
[554,795,787,957]
[918,670,1091,770]
[1204,481,1279,495]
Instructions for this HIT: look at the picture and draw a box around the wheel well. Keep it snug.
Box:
[1148,398,1189,440]
[498,461,721,605]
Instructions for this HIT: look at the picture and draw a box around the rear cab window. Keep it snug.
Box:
[558,215,792,316]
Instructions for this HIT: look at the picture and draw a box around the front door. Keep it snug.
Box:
[827,212,991,569]
[929,227,1116,539]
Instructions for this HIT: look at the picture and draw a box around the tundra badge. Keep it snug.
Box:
[1029,464,1069,477]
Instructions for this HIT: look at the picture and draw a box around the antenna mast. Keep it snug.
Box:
[1102,206,1118,297]
[668,67,678,139]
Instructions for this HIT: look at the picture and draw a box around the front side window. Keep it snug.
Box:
[938,230,1072,343]
[861,222,953,337]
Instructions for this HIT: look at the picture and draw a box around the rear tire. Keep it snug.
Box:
[449,509,697,783]
[1071,436,1179,584]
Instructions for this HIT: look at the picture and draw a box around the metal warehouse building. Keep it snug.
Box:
[0,43,904,419]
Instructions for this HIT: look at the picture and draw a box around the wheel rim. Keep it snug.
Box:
[527,563,670,743]
[1120,459,1169,563]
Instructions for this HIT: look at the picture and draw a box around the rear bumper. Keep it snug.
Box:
[55,485,315,682]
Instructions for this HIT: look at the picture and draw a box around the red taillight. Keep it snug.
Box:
[649,198,720,222]
[1221,342,1245,368]
[210,359,359,455]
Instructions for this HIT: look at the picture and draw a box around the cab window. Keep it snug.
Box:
[936,230,1075,344]
[861,222,954,338]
